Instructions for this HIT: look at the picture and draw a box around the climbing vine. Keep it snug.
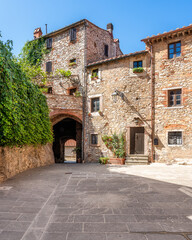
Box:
[0,36,53,146]
[18,37,49,84]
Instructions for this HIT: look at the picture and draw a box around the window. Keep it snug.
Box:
[69,59,76,66]
[69,88,77,96]
[46,38,52,49]
[168,131,182,145]
[91,134,98,145]
[133,61,143,68]
[104,44,108,57]
[168,89,182,107]
[91,69,99,79]
[91,97,100,112]
[69,28,76,42]
[168,41,181,59]
[46,61,52,73]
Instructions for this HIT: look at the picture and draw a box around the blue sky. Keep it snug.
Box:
[1,0,192,56]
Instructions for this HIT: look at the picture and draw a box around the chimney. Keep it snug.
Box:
[34,27,42,39]
[107,23,113,36]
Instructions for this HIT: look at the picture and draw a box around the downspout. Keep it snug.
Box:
[149,40,155,163]
[82,20,87,162]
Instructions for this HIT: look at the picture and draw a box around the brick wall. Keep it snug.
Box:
[152,34,192,162]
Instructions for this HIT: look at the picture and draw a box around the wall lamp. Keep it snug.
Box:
[111,90,124,103]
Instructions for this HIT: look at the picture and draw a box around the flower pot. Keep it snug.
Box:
[108,158,125,165]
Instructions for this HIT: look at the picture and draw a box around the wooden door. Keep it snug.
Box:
[135,132,144,154]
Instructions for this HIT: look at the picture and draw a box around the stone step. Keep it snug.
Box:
[125,155,149,165]
[125,161,149,165]
[126,159,149,163]
[128,155,148,159]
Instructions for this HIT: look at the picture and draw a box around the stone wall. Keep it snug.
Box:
[0,144,54,182]
[85,53,151,162]
[43,24,86,87]
[86,21,122,64]
[151,34,192,162]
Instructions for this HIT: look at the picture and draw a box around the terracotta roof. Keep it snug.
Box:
[65,139,76,147]
[141,24,192,42]
[87,50,148,67]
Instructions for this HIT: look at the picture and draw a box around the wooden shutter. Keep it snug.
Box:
[47,38,52,49]
[105,45,108,57]
[70,28,76,41]
[46,62,52,73]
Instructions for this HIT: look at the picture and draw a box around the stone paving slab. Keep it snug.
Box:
[0,164,192,240]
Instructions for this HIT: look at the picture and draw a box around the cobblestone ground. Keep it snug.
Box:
[0,163,192,240]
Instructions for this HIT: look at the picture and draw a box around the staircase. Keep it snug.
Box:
[125,155,149,165]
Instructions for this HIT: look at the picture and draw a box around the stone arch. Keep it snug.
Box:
[50,110,82,163]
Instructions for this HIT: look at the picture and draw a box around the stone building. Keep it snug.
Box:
[35,19,192,164]
[36,19,122,163]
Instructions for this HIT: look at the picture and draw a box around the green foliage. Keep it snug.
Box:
[133,67,144,73]
[55,69,72,77]
[0,36,53,146]
[18,38,49,84]
[102,133,125,158]
[99,157,109,164]
[74,91,81,97]
[69,62,76,66]
[91,71,98,79]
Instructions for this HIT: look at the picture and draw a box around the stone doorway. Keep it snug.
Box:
[130,127,144,154]
[53,118,82,163]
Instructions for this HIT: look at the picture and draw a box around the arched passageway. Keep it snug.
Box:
[53,118,82,163]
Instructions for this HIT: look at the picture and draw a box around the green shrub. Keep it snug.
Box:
[102,133,125,158]
[0,36,53,146]
[99,157,109,164]
[133,67,144,73]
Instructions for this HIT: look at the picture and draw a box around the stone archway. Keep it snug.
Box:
[50,111,82,163]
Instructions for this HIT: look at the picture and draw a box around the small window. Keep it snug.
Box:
[91,97,100,112]
[91,134,98,145]
[46,61,52,73]
[48,87,52,94]
[168,89,182,107]
[168,131,182,145]
[91,69,99,79]
[104,44,108,57]
[133,61,143,68]
[69,59,76,66]
[168,41,181,59]
[69,88,77,96]
[69,28,76,42]
[46,38,52,49]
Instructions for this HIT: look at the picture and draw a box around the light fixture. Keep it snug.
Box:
[112,91,118,103]
[111,90,124,103]
[134,117,140,125]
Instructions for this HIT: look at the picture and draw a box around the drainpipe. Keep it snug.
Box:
[149,40,155,163]
[82,20,87,162]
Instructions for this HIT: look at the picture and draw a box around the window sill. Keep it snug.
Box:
[90,112,100,116]
[168,144,182,147]
[164,106,184,109]
[90,144,100,147]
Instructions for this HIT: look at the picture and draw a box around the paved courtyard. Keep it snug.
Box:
[0,163,192,240]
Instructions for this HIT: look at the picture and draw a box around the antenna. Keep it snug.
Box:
[45,24,47,34]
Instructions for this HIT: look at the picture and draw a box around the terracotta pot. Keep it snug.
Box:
[108,158,125,165]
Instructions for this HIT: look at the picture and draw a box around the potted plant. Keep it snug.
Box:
[69,62,77,66]
[99,157,109,164]
[74,91,81,97]
[133,67,144,73]
[91,72,98,80]
[102,133,126,165]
